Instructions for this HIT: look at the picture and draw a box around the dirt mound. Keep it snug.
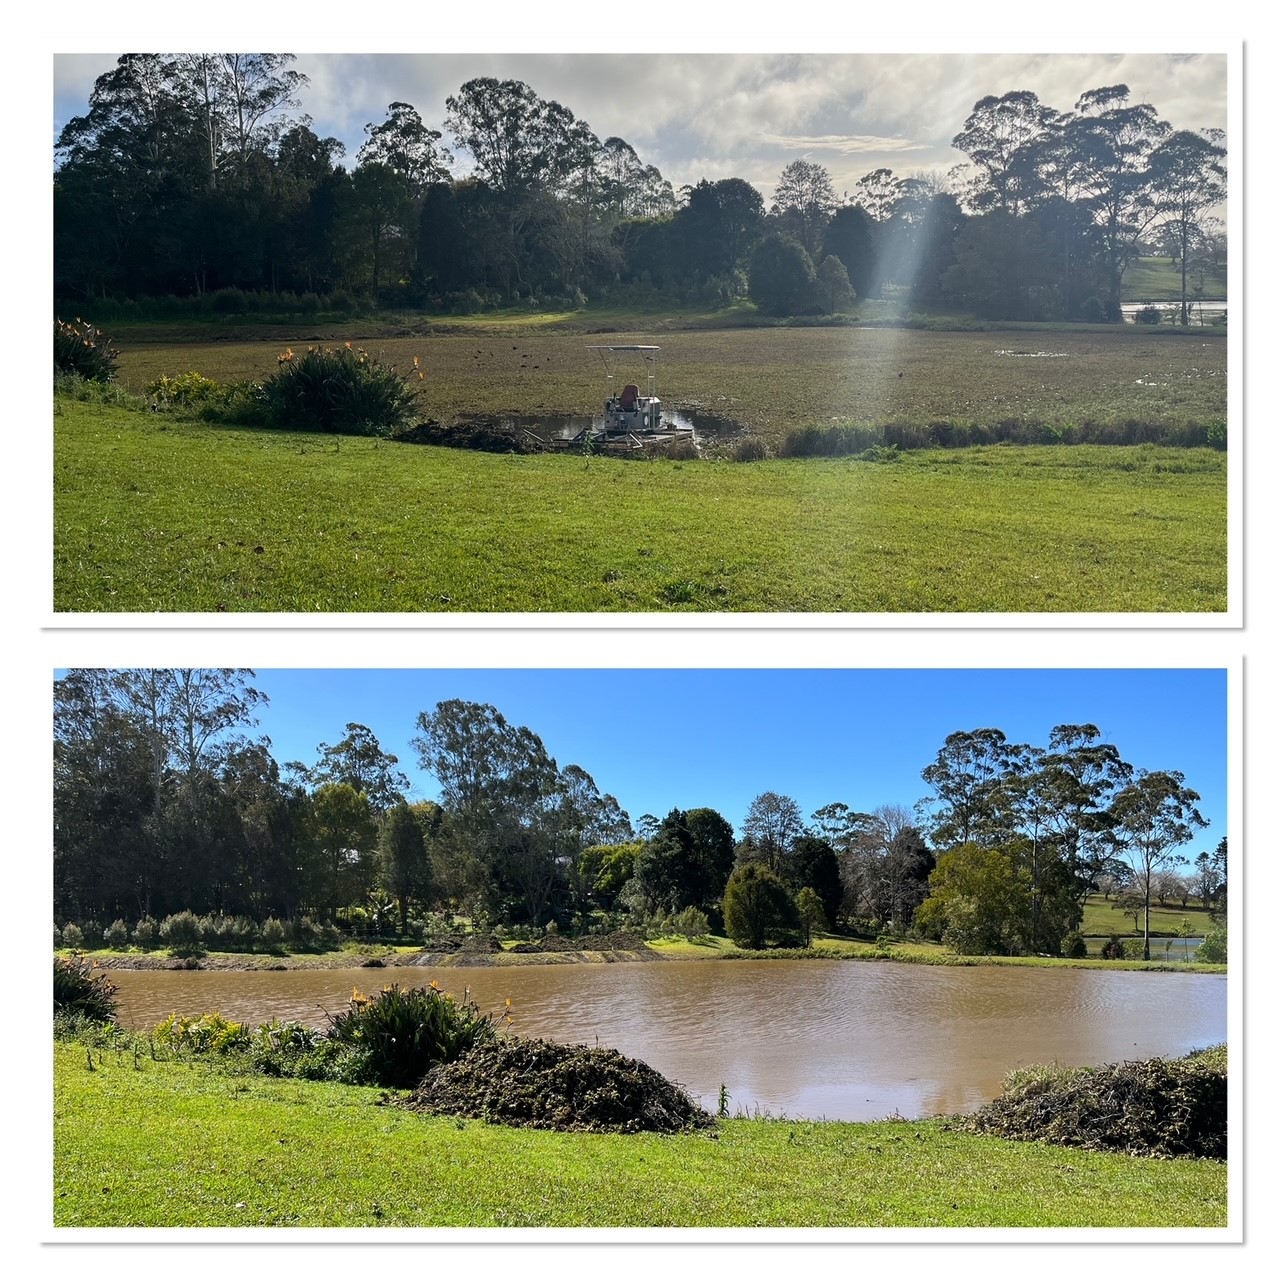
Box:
[955,1046,1226,1159]
[517,930,652,954]
[401,1037,714,1134]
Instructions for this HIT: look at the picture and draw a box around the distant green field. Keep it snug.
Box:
[54,398,1227,613]
[1123,256,1228,302]
[1081,894,1216,940]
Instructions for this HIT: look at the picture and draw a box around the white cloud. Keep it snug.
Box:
[54,51,1228,202]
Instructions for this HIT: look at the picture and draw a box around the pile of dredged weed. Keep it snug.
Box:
[956,1045,1226,1159]
[400,1036,714,1134]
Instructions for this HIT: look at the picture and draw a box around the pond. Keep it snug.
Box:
[106,959,1226,1123]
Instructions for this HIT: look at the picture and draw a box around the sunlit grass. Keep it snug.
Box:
[54,400,1226,613]
[53,1043,1227,1228]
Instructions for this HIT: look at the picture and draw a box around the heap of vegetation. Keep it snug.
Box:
[955,1045,1226,1159]
[403,1036,714,1134]
[54,318,119,383]
[53,955,119,1025]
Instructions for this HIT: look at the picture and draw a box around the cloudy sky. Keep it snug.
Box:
[52,50,1229,204]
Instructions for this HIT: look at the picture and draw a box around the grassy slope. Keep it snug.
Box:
[54,401,1226,613]
[53,1045,1227,1228]
[1081,895,1216,938]
[1123,257,1228,301]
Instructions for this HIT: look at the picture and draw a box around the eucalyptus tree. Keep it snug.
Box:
[951,90,1056,215]
[379,801,430,933]
[741,791,806,874]
[1107,770,1208,959]
[919,728,1018,850]
[307,722,410,815]
[1148,128,1227,324]
[358,102,453,195]
[1067,85,1171,309]
[770,159,839,259]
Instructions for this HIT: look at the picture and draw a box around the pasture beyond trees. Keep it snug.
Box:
[54,323,1227,614]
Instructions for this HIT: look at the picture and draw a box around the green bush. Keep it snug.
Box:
[325,982,502,1088]
[261,343,423,436]
[1198,923,1227,964]
[54,318,119,382]
[154,1011,250,1055]
[54,955,119,1024]
[670,907,711,940]
[259,917,288,952]
[1061,930,1088,959]
[131,916,158,948]
[60,922,84,950]
[1100,933,1126,960]
[158,910,205,956]
[1135,304,1164,325]
[723,863,802,949]
[103,918,130,950]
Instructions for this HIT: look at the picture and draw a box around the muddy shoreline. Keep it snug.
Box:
[72,940,665,973]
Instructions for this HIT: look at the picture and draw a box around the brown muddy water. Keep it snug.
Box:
[107,959,1226,1123]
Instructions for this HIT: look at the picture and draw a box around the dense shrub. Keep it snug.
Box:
[54,955,119,1024]
[1100,934,1127,960]
[324,982,501,1088]
[103,918,130,950]
[78,918,105,949]
[1061,930,1088,959]
[154,1011,250,1055]
[132,916,159,948]
[1198,924,1227,964]
[723,863,802,949]
[261,343,422,436]
[670,907,711,940]
[1135,304,1165,325]
[259,917,288,952]
[158,910,205,956]
[286,914,342,952]
[54,318,119,382]
[60,922,84,950]
[727,435,771,462]
[404,1037,714,1133]
[957,1046,1227,1159]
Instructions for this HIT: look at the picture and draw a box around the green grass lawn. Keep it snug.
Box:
[52,1043,1227,1228]
[1123,256,1228,301]
[53,399,1226,613]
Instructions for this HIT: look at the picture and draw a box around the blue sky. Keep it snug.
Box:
[242,667,1227,854]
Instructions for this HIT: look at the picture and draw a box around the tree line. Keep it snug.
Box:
[55,56,1226,324]
[53,671,1223,959]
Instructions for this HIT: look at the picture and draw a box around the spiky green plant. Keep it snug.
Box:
[54,955,119,1024]
[325,982,502,1088]
[54,318,119,382]
[262,343,422,436]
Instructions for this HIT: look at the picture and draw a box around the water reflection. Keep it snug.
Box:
[106,959,1226,1123]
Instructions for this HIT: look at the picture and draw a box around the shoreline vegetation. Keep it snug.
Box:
[58,932,1227,975]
